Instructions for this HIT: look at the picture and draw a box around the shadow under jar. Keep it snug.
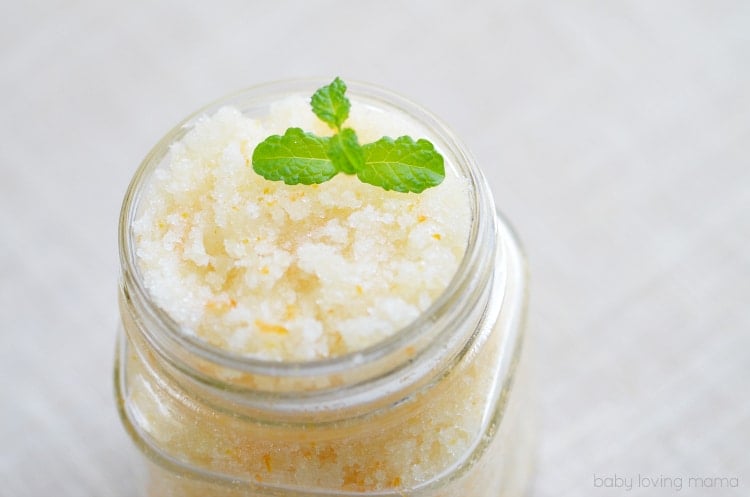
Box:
[115,79,533,497]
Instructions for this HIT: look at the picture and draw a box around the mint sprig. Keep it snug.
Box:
[252,78,445,193]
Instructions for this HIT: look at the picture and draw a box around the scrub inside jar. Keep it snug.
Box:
[133,95,471,361]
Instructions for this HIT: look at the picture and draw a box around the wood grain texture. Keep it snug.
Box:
[1,1,748,496]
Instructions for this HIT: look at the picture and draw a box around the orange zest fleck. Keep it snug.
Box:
[318,445,338,463]
[432,233,442,240]
[355,285,363,295]
[342,464,366,491]
[300,447,314,461]
[206,298,235,313]
[329,332,346,355]
[417,214,427,223]
[255,319,288,335]
[283,304,298,320]
[317,446,337,464]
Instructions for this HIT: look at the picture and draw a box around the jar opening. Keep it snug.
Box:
[118,79,499,393]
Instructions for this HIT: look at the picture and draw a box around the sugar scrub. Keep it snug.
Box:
[133,96,471,360]
[116,80,532,497]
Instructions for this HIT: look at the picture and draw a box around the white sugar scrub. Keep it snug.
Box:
[133,95,471,360]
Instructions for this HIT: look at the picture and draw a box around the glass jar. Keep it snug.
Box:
[115,79,532,497]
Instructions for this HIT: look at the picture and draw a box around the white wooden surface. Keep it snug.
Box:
[1,1,748,496]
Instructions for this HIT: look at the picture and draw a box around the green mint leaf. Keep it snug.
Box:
[252,128,337,185]
[327,128,363,175]
[310,77,350,130]
[359,136,445,193]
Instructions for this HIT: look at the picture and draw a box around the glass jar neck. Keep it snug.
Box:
[118,79,502,423]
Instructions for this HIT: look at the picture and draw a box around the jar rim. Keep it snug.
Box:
[118,78,499,382]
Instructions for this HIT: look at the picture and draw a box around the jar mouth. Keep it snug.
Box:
[119,78,498,380]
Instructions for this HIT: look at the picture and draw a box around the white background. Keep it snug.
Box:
[1,1,748,496]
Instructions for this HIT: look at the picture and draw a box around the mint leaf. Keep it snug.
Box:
[327,128,363,175]
[310,77,350,130]
[252,128,337,185]
[359,136,445,193]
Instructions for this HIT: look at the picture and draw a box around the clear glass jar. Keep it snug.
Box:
[115,80,532,497]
